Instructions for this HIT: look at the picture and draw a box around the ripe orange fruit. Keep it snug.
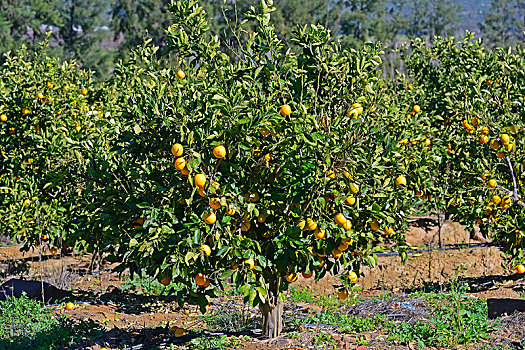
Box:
[80,88,88,95]
[338,290,348,300]
[209,198,221,209]
[0,114,6,122]
[203,212,216,225]
[181,167,190,176]
[195,273,207,286]
[202,279,210,288]
[408,84,413,90]
[286,273,297,283]
[338,243,348,251]
[302,271,313,278]
[383,227,394,235]
[194,173,207,187]
[257,213,266,223]
[241,221,251,232]
[132,217,144,228]
[46,82,53,89]
[244,258,255,269]
[515,264,525,274]
[481,126,490,134]
[264,153,271,162]
[424,138,431,146]
[313,229,325,240]
[413,105,420,113]
[345,196,356,206]
[250,192,260,203]
[213,145,227,159]
[176,70,185,79]
[395,175,407,187]
[335,213,347,226]
[22,108,30,115]
[370,219,380,231]
[171,143,183,157]
[326,170,336,180]
[343,220,352,230]
[479,135,489,144]
[488,179,497,188]
[280,104,291,116]
[160,277,171,286]
[347,103,363,118]
[200,244,211,256]
[37,92,45,99]
[492,195,501,205]
[260,129,270,136]
[332,248,342,258]
[349,183,359,194]
[490,139,501,150]
[347,271,358,282]
[23,199,31,206]
[501,134,510,145]
[306,218,317,230]
[65,302,75,311]
[342,238,352,246]
[174,327,186,337]
[226,207,236,216]
[197,187,207,197]
[174,157,187,171]
[76,124,81,133]
[497,151,505,159]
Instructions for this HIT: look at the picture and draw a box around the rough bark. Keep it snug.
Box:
[259,271,283,339]
[260,299,283,339]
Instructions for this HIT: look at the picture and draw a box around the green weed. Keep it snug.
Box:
[0,294,101,350]
[182,335,249,350]
[287,286,361,312]
[313,331,336,348]
[119,271,180,296]
[291,280,498,349]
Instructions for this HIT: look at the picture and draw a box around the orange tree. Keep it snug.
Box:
[399,33,525,266]
[73,0,422,337]
[0,39,115,261]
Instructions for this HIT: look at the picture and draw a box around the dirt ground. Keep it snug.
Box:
[1,216,524,349]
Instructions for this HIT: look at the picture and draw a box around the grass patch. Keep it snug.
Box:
[178,335,250,350]
[291,280,498,349]
[0,294,101,350]
[287,286,361,312]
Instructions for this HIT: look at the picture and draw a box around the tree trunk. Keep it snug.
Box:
[259,270,282,338]
[260,299,283,339]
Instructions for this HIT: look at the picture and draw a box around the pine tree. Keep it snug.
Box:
[0,0,61,54]
[482,0,524,47]
[111,0,172,61]
[55,0,113,77]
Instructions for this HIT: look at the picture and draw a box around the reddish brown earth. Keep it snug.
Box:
[1,217,524,349]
